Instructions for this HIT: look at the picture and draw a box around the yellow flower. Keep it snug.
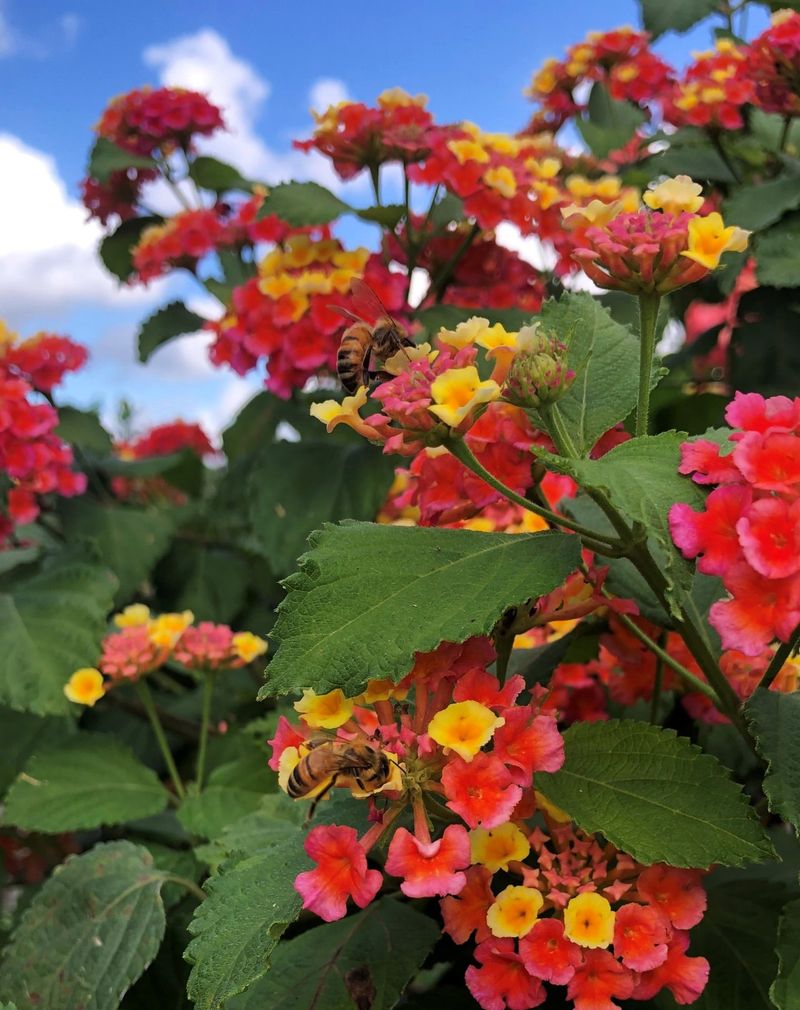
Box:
[383,342,437,376]
[594,176,623,200]
[561,199,627,228]
[447,139,490,165]
[483,166,517,199]
[533,180,561,210]
[259,273,296,299]
[487,886,544,938]
[615,63,639,83]
[332,248,370,272]
[0,320,17,352]
[309,387,378,440]
[148,611,194,649]
[475,323,517,354]
[64,668,105,707]
[470,822,531,872]
[378,87,428,109]
[437,316,491,349]
[356,678,409,704]
[294,688,354,729]
[528,58,559,96]
[682,212,750,270]
[232,632,268,663]
[427,700,504,761]
[113,603,151,628]
[566,175,595,199]
[428,367,501,429]
[564,892,616,948]
[525,156,561,179]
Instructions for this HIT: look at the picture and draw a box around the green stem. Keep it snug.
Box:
[136,681,186,799]
[636,293,661,438]
[708,130,742,184]
[429,222,480,303]
[779,115,794,154]
[196,671,216,790]
[541,403,580,459]
[447,437,622,551]
[403,169,417,305]
[163,874,206,902]
[612,609,720,704]
[369,163,382,206]
[758,622,800,691]
[650,631,666,724]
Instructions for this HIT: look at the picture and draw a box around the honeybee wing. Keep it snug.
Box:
[350,278,398,328]
[328,304,367,325]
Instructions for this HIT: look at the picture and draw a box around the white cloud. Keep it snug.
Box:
[308,77,350,112]
[0,1,17,56]
[0,134,166,325]
[143,29,347,191]
[495,221,600,293]
[59,12,80,47]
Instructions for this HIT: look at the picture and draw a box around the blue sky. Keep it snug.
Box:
[0,0,766,437]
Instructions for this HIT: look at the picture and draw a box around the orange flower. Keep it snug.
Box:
[64,668,105,707]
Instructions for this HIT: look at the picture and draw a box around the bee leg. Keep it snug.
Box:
[306,773,338,824]
[355,776,366,791]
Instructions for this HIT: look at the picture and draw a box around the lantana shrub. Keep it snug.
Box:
[2,3,800,1010]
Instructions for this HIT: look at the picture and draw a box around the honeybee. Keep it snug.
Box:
[335,279,414,393]
[287,737,395,817]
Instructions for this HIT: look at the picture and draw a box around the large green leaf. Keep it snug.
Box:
[188,155,255,193]
[249,442,395,576]
[535,432,704,616]
[723,176,800,233]
[746,688,800,833]
[155,542,249,623]
[0,707,74,796]
[3,736,169,832]
[577,83,646,159]
[55,406,113,454]
[755,213,800,288]
[99,216,161,282]
[536,292,658,455]
[137,301,207,363]
[177,756,276,839]
[59,500,176,603]
[228,898,440,1010]
[258,181,351,225]
[263,523,582,698]
[0,552,117,716]
[654,880,786,1010]
[185,834,310,1010]
[0,841,166,1010]
[537,720,774,867]
[639,0,718,38]
[88,138,157,182]
[772,894,800,1010]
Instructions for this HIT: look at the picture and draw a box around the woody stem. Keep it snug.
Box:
[636,292,661,438]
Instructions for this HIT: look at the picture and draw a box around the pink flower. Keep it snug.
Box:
[633,930,710,1004]
[465,938,547,1010]
[637,865,707,929]
[519,918,583,985]
[441,753,523,829]
[613,902,670,971]
[294,825,382,922]
[736,497,800,578]
[669,484,751,576]
[385,825,471,898]
[678,438,741,485]
[492,708,565,785]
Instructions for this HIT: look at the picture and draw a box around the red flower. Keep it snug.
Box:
[566,948,635,1010]
[726,391,800,434]
[733,431,800,493]
[669,484,751,576]
[441,752,523,829]
[453,668,524,710]
[294,825,382,922]
[384,824,471,898]
[711,563,800,656]
[637,865,706,929]
[519,918,583,985]
[613,902,669,971]
[465,938,546,1010]
[491,708,565,785]
[95,86,224,156]
[440,865,494,944]
[736,496,800,578]
[633,930,710,1004]
[267,715,307,772]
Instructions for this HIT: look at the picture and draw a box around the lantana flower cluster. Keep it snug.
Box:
[750,9,800,116]
[82,86,224,225]
[0,324,87,545]
[662,38,755,131]
[670,391,800,656]
[64,604,268,707]
[269,636,710,1009]
[524,26,674,134]
[564,175,749,295]
[112,419,214,505]
[208,230,406,397]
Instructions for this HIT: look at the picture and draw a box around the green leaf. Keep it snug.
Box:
[772,894,800,1010]
[639,0,718,38]
[137,301,206,363]
[3,736,169,832]
[356,204,405,228]
[536,292,659,455]
[249,442,396,576]
[535,432,704,617]
[537,720,774,867]
[189,155,255,193]
[185,834,309,1010]
[100,216,161,282]
[429,190,465,227]
[59,500,175,603]
[264,523,582,698]
[259,181,351,226]
[0,841,166,1010]
[723,176,800,232]
[177,757,276,839]
[730,288,800,396]
[660,879,786,1010]
[0,707,74,796]
[755,213,800,287]
[645,144,737,184]
[55,406,113,454]
[88,137,157,183]
[746,688,800,833]
[227,897,440,1010]
[155,542,249,623]
[0,551,117,716]
[577,83,646,159]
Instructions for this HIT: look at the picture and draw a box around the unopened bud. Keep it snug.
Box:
[503,331,576,409]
